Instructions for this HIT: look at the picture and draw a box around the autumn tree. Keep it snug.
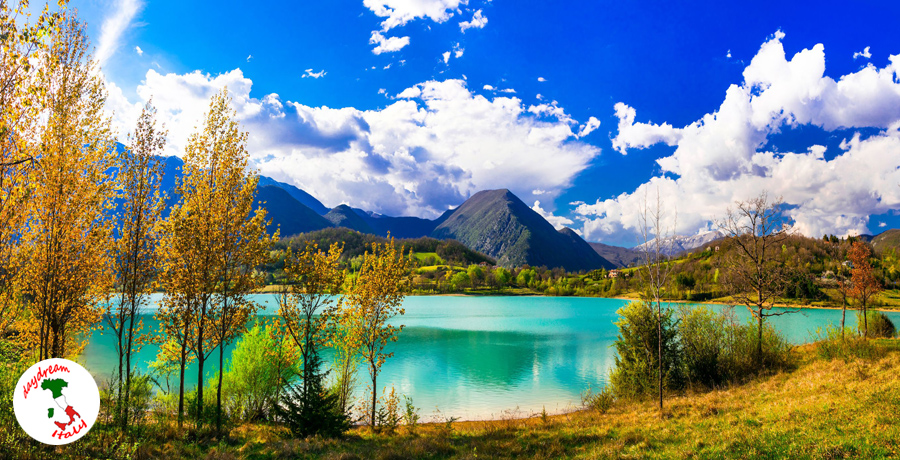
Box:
[0,1,65,338]
[276,242,344,393]
[16,14,116,359]
[717,191,793,365]
[346,239,410,430]
[276,242,347,434]
[209,94,273,433]
[636,187,676,413]
[105,101,167,431]
[160,88,271,430]
[847,241,882,338]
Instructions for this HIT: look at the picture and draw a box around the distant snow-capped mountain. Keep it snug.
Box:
[632,230,724,256]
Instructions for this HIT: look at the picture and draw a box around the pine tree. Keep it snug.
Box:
[276,351,350,438]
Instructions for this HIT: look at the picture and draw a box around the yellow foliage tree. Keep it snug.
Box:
[210,94,274,432]
[159,88,272,430]
[345,238,410,429]
[16,14,116,360]
[0,1,66,338]
[106,101,167,430]
[276,242,344,405]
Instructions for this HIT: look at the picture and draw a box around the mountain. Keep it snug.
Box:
[324,205,376,234]
[255,185,333,237]
[431,189,613,271]
[257,176,329,215]
[871,229,900,254]
[588,242,644,268]
[351,208,439,238]
[558,228,617,270]
[632,230,725,257]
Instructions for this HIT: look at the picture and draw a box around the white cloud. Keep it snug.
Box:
[879,222,888,228]
[532,201,574,230]
[364,0,465,31]
[442,51,451,64]
[578,116,601,138]
[459,9,487,32]
[134,46,143,56]
[455,47,464,59]
[370,31,410,54]
[302,68,327,79]
[106,72,600,218]
[579,32,900,243]
[727,49,732,59]
[96,0,142,68]
[532,189,547,195]
[854,46,872,60]
[246,54,252,62]
[483,84,494,91]
[537,77,547,82]
[611,103,682,154]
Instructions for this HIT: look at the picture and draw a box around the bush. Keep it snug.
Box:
[815,325,883,361]
[581,385,615,414]
[609,301,684,399]
[860,310,896,338]
[677,306,793,387]
[219,321,301,422]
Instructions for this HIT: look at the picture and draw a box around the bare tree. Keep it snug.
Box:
[637,187,676,413]
[717,191,794,364]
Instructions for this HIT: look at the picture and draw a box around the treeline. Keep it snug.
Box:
[0,3,412,449]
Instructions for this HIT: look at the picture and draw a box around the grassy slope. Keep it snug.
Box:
[96,341,900,459]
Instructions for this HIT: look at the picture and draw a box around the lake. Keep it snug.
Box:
[81,295,900,420]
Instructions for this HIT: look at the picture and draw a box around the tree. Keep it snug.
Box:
[16,15,116,359]
[209,92,273,433]
[160,88,271,429]
[848,241,882,338]
[717,191,794,365]
[636,187,676,413]
[0,1,65,336]
[345,239,410,430]
[275,242,345,425]
[106,101,166,431]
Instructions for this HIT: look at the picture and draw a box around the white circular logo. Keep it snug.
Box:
[12,358,100,445]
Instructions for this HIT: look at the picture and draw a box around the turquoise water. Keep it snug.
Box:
[81,295,900,420]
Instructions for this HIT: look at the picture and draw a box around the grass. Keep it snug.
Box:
[7,340,900,459]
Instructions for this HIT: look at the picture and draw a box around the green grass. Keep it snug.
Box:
[6,340,899,459]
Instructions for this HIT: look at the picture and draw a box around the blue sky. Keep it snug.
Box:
[78,0,900,246]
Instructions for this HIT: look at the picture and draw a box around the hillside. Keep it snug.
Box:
[255,185,333,237]
[432,189,612,272]
[324,204,376,234]
[872,229,900,254]
[352,209,439,238]
[258,176,329,215]
[588,241,643,268]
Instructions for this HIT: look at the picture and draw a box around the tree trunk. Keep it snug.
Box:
[757,308,763,365]
[178,339,187,429]
[216,342,224,434]
[657,300,663,413]
[371,363,377,430]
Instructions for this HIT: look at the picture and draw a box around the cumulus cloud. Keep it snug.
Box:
[96,0,142,68]
[134,46,143,56]
[610,103,681,154]
[459,9,487,32]
[302,68,327,79]
[579,32,900,243]
[880,222,888,228]
[364,0,465,31]
[370,31,410,54]
[854,46,872,60]
[442,51,451,64]
[532,201,574,230]
[106,71,600,218]
[578,116,601,138]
